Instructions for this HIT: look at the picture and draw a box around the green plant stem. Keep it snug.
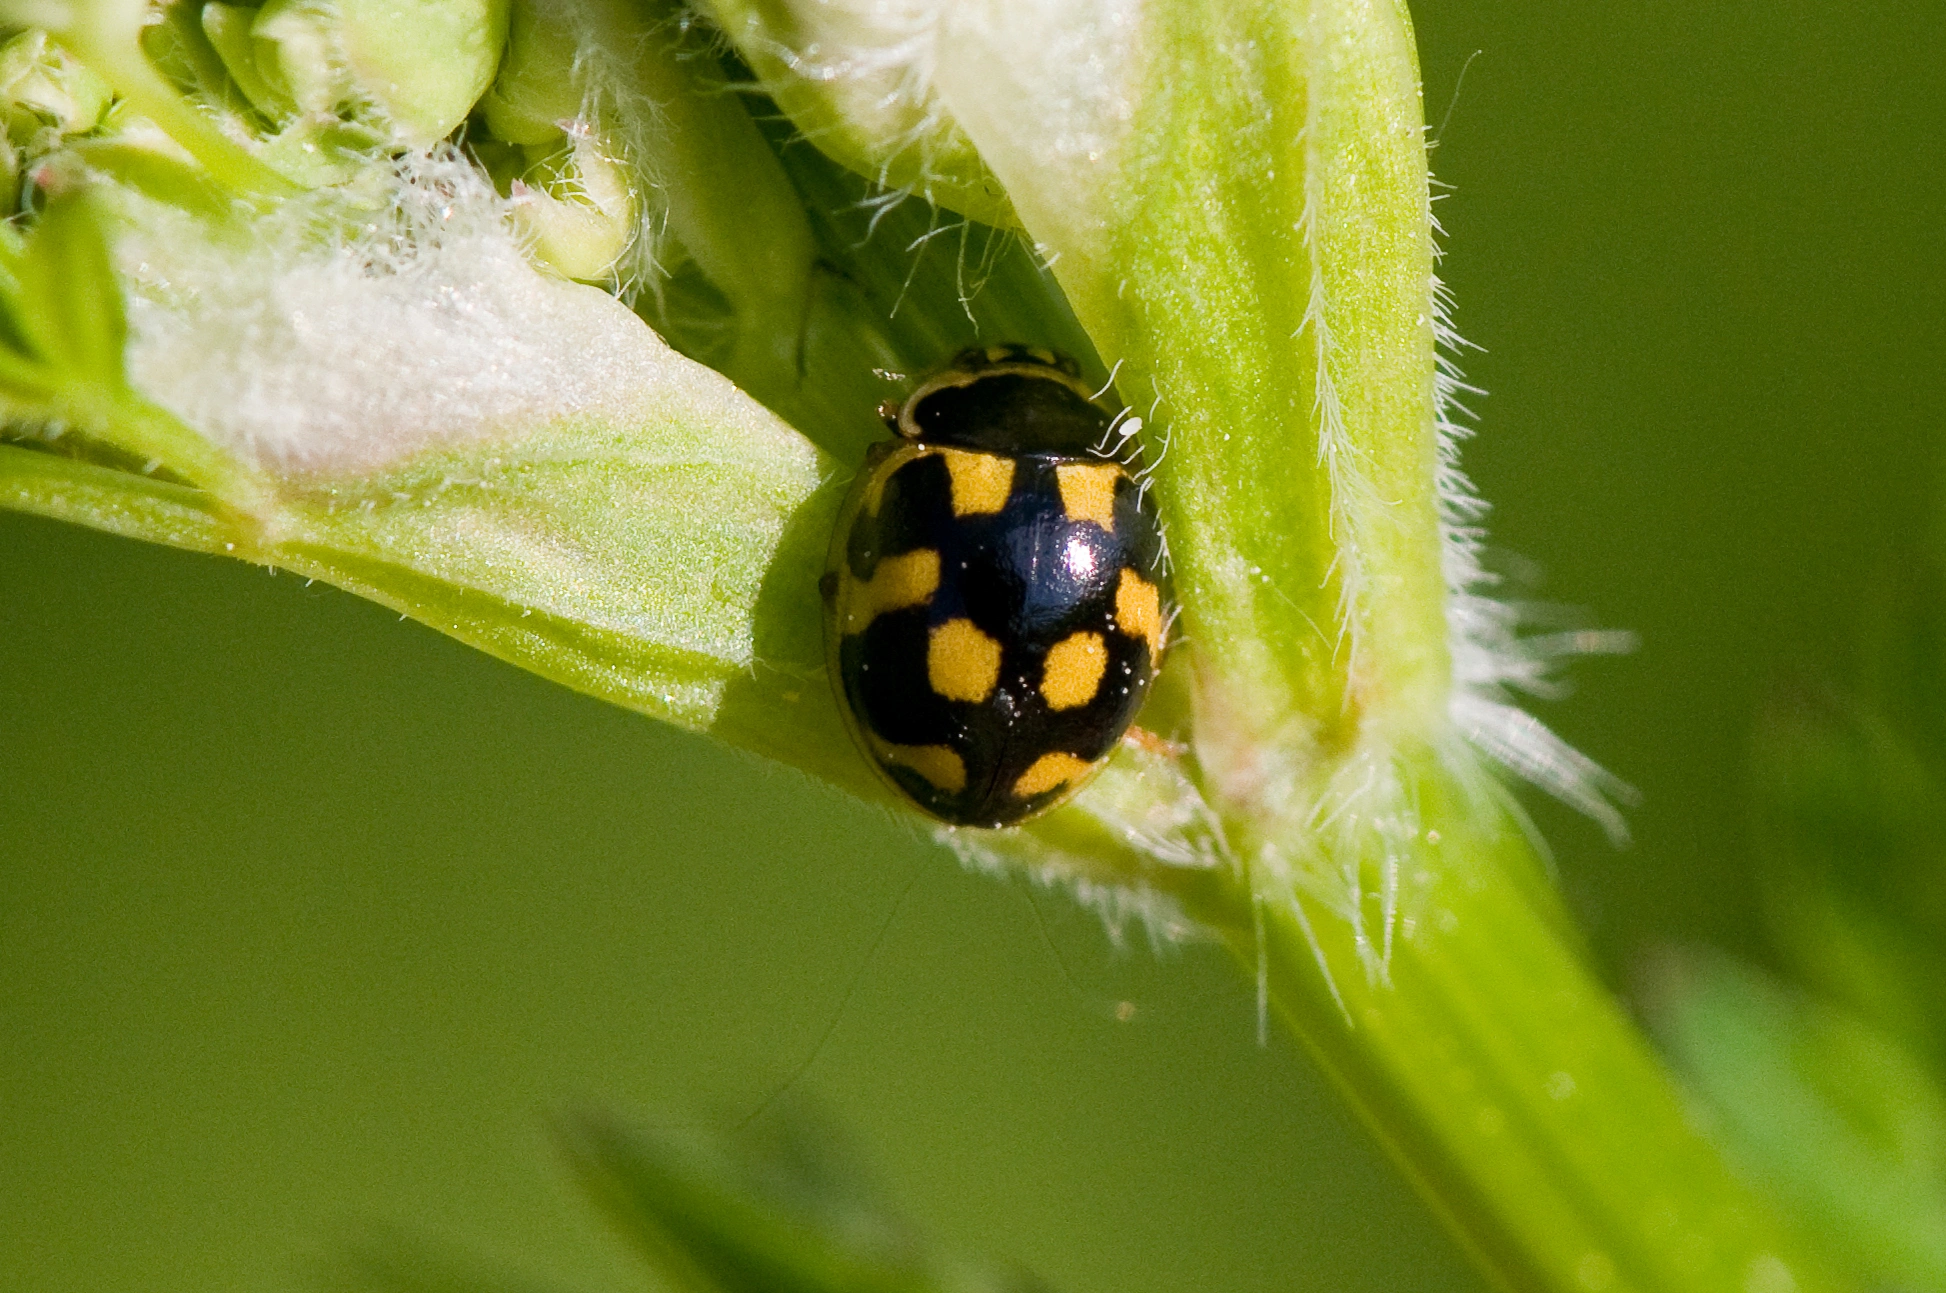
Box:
[998,752,1839,1290]
[866,0,1842,1282]
[0,440,227,549]
[1162,759,1832,1293]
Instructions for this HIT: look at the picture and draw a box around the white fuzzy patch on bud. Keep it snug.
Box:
[725,0,1138,248]
[919,0,1140,265]
[116,149,762,478]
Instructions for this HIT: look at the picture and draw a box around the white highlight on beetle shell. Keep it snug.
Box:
[1063,533,1098,579]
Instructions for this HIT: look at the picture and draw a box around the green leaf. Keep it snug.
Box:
[1648,952,1946,1292]
[561,1111,1052,1293]
[0,441,228,552]
[1751,564,1946,1074]
[1754,689,1946,1077]
[3,375,869,782]
[9,187,127,386]
[0,191,268,506]
[279,414,867,788]
[1650,558,1946,1291]
[1855,559,1946,774]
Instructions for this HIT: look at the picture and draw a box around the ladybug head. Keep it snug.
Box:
[896,348,1112,456]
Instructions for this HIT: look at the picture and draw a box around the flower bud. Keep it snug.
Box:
[505,129,634,281]
[478,0,579,147]
[206,0,507,146]
[0,27,111,138]
[200,2,290,116]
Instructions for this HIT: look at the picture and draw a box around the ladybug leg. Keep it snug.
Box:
[1121,726,1187,758]
[818,571,839,606]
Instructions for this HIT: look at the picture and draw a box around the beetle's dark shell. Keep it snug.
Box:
[824,349,1168,828]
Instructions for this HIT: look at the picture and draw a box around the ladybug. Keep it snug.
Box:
[822,345,1169,828]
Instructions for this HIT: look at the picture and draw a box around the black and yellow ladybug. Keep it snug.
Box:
[823,345,1170,828]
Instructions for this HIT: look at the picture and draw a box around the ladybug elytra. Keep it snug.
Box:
[823,345,1170,828]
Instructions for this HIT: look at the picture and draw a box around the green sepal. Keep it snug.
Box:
[138,0,238,108]
[69,127,239,218]
[202,0,293,119]
[23,0,301,197]
[8,183,126,387]
[478,0,581,147]
[244,0,510,147]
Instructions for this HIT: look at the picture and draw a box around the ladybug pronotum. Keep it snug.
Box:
[822,345,1170,828]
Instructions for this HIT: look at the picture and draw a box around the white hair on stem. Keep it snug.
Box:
[1257,186,1638,990]
[1296,72,1371,681]
[1426,202,1638,846]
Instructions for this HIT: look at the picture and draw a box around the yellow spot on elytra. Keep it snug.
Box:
[842,549,939,634]
[942,449,1014,515]
[928,618,1002,703]
[878,742,966,793]
[1114,568,1164,655]
[1040,631,1107,710]
[1056,463,1119,531]
[1012,752,1092,799]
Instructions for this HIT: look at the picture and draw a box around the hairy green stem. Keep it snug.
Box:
[1207,763,1824,1293]
[888,2,1847,1287]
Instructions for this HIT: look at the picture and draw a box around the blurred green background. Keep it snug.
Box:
[2,4,1940,1291]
